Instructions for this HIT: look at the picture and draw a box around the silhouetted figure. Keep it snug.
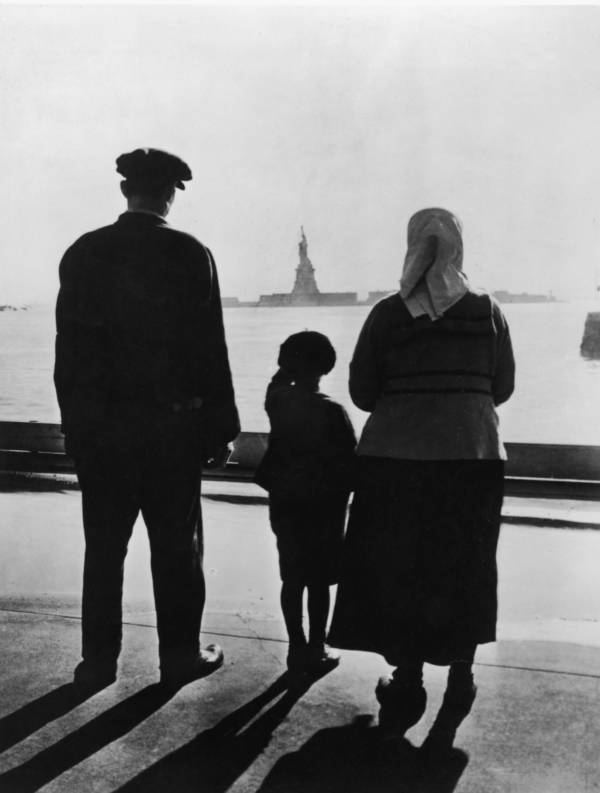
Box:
[329,208,515,740]
[255,331,356,676]
[54,148,240,690]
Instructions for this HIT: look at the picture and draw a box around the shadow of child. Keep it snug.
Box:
[115,672,316,793]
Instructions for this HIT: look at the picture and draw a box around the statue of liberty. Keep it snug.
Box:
[292,227,319,298]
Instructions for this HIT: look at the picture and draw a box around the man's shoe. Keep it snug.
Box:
[160,644,224,689]
[73,660,117,690]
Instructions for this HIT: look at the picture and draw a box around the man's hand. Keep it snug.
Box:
[203,444,232,469]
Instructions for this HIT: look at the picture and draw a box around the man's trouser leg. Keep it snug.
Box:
[75,442,139,665]
[141,416,206,671]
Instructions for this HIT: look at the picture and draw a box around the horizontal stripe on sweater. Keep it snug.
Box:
[383,387,493,396]
[386,368,493,379]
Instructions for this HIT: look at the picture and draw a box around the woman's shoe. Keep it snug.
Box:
[444,681,477,717]
[421,682,477,754]
[376,676,427,734]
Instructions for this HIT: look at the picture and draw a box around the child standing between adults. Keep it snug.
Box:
[255,331,356,676]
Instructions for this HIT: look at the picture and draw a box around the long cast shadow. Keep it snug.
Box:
[0,683,102,754]
[0,684,173,792]
[257,714,469,793]
[115,672,318,793]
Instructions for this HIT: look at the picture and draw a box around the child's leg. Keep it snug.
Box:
[306,582,330,647]
[280,581,306,669]
[306,582,340,670]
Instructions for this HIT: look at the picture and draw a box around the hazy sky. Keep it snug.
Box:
[2,4,600,303]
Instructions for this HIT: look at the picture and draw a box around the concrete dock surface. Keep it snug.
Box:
[0,481,599,792]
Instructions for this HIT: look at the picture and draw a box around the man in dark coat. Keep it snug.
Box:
[54,148,240,689]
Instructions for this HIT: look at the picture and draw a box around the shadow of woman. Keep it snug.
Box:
[115,671,322,793]
[257,715,469,793]
[0,683,175,793]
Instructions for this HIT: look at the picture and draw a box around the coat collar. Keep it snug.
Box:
[117,211,168,227]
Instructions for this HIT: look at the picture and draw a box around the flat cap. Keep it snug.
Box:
[116,148,192,190]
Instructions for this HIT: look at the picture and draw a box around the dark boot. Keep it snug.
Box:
[376,668,427,734]
[422,672,477,755]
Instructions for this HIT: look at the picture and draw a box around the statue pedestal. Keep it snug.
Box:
[580,312,600,358]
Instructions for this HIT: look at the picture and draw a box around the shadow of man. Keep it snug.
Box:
[116,671,320,793]
[0,683,174,793]
[257,714,469,793]
[0,682,101,754]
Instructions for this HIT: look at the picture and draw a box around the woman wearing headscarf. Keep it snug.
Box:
[328,208,515,744]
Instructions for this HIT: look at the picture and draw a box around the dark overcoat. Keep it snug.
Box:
[54,211,239,453]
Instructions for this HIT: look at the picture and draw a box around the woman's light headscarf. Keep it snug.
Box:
[399,208,469,321]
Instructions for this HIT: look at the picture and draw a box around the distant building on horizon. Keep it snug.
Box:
[364,289,396,304]
[257,228,357,307]
[491,289,556,304]
[222,231,558,308]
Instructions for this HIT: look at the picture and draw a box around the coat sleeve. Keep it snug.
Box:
[325,402,357,492]
[264,368,293,411]
[332,404,357,453]
[54,244,78,431]
[200,248,241,445]
[53,238,109,437]
[491,300,515,406]
[349,305,384,412]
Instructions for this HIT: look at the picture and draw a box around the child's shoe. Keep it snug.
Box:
[306,642,341,675]
[286,641,308,674]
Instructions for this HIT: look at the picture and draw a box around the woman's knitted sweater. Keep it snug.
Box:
[350,291,515,460]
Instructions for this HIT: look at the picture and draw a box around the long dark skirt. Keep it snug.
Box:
[328,457,504,666]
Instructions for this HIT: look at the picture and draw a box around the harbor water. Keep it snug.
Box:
[1,301,599,445]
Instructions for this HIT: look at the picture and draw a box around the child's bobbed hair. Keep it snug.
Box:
[278,330,336,377]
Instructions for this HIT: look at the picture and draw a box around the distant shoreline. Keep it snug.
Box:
[0,295,582,312]
[221,290,559,308]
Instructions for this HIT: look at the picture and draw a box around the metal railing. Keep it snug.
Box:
[0,421,599,499]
